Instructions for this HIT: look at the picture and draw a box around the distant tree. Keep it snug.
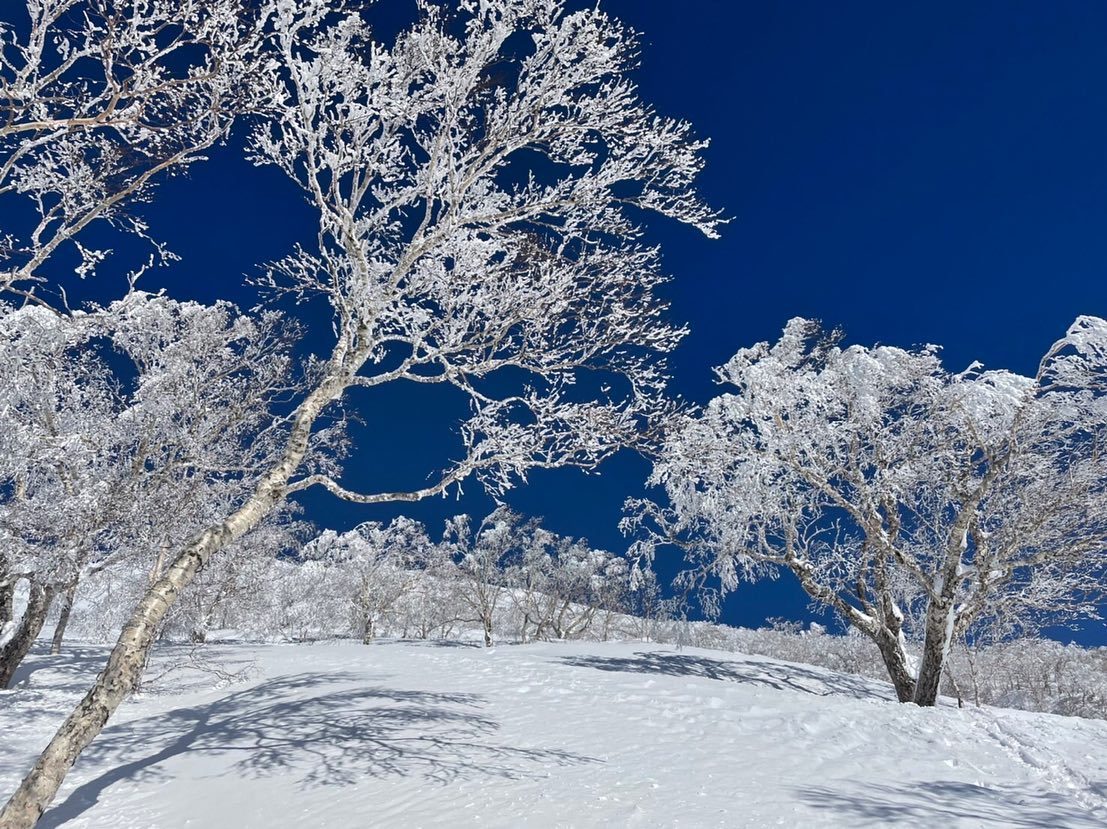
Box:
[302,518,432,643]
[508,532,625,642]
[629,317,1107,706]
[620,566,675,644]
[168,517,308,644]
[1,1,717,821]
[393,542,460,641]
[443,509,525,647]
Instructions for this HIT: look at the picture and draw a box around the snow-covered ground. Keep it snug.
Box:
[4,639,1107,828]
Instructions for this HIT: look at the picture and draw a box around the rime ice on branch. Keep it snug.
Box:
[0,0,271,306]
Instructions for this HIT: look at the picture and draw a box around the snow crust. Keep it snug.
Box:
[4,639,1107,827]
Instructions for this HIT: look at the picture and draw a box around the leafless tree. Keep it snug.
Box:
[0,0,270,307]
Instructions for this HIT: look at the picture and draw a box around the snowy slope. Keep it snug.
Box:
[4,640,1107,828]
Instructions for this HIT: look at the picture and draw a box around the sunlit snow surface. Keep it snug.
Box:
[4,640,1107,827]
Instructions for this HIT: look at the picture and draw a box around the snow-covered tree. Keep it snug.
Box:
[443,509,522,647]
[2,2,717,821]
[0,303,115,682]
[629,317,1107,705]
[393,543,460,640]
[508,528,567,643]
[302,518,432,643]
[508,532,627,642]
[438,508,633,645]
[0,293,305,687]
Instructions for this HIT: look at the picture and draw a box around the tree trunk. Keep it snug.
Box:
[49,583,78,656]
[872,627,916,703]
[963,641,982,707]
[482,616,493,647]
[943,661,964,709]
[362,616,374,644]
[913,599,954,706]
[0,582,56,689]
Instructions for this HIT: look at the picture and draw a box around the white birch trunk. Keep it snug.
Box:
[913,595,958,706]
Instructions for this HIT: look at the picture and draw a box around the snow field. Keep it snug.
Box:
[4,640,1107,827]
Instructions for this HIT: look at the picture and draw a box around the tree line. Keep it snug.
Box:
[48,509,671,651]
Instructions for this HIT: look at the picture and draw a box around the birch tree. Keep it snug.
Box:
[629,317,1107,706]
[0,303,111,684]
[1,1,717,822]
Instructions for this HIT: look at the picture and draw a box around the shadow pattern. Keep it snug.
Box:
[798,780,1107,828]
[40,671,595,827]
[560,650,889,700]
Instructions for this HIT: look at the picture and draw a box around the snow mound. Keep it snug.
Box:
[4,640,1107,827]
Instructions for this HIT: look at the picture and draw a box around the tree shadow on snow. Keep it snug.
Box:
[6,642,256,699]
[559,651,891,701]
[40,671,596,828]
[1,645,116,778]
[797,780,1107,828]
[5,643,109,693]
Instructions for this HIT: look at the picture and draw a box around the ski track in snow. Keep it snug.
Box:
[969,707,1107,818]
[4,639,1107,828]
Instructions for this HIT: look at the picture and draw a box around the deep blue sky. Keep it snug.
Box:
[19,2,1107,637]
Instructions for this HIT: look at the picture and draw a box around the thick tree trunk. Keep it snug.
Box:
[482,616,493,647]
[912,494,980,707]
[362,616,374,644]
[913,598,955,706]
[0,582,56,689]
[48,583,78,656]
[0,371,340,828]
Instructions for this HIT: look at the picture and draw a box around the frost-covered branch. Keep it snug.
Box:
[0,0,271,303]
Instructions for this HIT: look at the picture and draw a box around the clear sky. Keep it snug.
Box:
[26,1,1107,637]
